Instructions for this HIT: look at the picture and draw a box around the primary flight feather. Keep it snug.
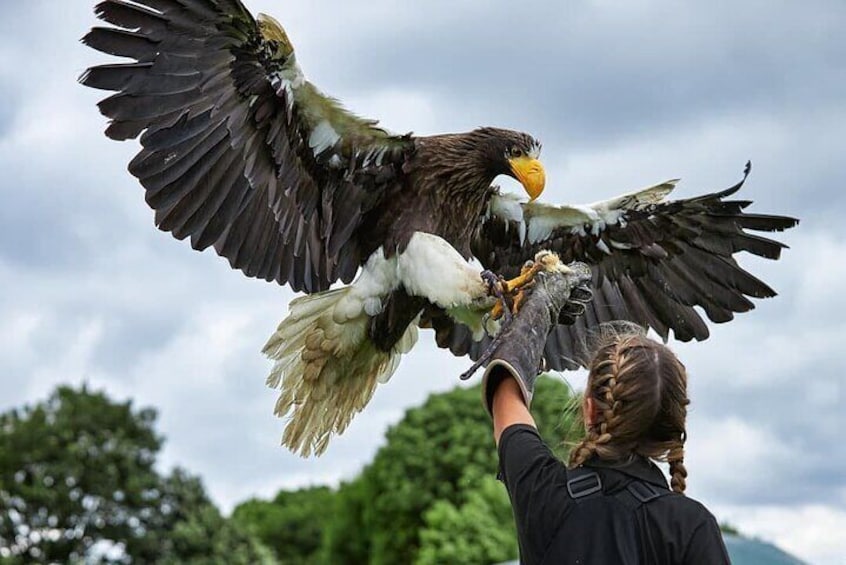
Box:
[81,0,797,456]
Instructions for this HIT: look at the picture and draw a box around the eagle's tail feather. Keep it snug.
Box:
[263,286,417,457]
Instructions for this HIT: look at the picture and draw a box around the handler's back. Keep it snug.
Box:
[498,424,730,565]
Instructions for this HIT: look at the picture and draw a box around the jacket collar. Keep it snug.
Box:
[582,454,669,491]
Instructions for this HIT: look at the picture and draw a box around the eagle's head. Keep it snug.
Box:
[473,127,546,201]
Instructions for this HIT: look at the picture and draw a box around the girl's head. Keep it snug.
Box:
[568,327,690,493]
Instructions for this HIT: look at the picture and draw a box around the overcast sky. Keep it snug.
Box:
[1,1,844,563]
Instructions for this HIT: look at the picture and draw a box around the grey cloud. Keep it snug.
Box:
[0,81,15,139]
[251,0,843,222]
[279,0,846,146]
[669,232,846,507]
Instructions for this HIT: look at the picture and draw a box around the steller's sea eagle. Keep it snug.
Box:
[81,0,798,456]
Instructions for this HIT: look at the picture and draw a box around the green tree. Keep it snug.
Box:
[416,475,518,565]
[322,375,579,565]
[0,385,163,563]
[0,385,271,564]
[151,469,274,564]
[232,485,334,563]
[321,477,371,564]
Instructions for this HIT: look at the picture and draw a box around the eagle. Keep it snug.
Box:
[81,0,798,456]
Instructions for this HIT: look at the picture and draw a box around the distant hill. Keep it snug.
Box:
[723,534,807,565]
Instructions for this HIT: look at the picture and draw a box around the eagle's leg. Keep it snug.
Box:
[503,261,544,294]
[481,270,513,324]
[489,261,543,321]
[461,257,564,380]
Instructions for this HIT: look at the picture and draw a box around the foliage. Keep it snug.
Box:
[320,375,580,565]
[320,476,371,564]
[0,378,579,564]
[0,385,271,564]
[0,385,162,563]
[416,475,518,565]
[720,521,742,537]
[148,469,274,564]
[232,485,334,564]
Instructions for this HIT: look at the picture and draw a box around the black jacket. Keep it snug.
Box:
[498,424,731,564]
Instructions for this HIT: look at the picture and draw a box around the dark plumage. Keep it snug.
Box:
[81,0,798,455]
[430,164,799,369]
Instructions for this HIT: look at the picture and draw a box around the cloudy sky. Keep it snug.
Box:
[1,0,844,562]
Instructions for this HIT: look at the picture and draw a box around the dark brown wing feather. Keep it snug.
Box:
[81,0,413,292]
[431,166,798,370]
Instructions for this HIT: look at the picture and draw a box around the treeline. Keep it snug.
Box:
[234,378,579,564]
[0,386,271,564]
[0,387,273,564]
[0,379,580,564]
[0,379,750,564]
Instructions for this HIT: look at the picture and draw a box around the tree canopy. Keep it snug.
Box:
[232,485,335,564]
[339,375,579,565]
[0,385,271,564]
[1,377,579,564]
[235,376,580,564]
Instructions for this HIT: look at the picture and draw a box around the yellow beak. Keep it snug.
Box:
[508,156,546,201]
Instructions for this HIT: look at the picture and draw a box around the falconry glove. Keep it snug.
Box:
[482,262,593,416]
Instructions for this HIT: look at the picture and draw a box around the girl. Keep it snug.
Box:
[482,270,730,564]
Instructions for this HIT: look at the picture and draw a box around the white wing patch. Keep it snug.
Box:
[308,120,341,156]
[487,181,678,245]
[524,202,600,241]
[520,180,679,243]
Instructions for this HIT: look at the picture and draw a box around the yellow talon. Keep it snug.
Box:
[503,262,543,293]
[488,261,545,321]
[512,288,528,314]
[490,299,506,321]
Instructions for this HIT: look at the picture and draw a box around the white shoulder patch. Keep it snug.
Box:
[488,191,527,245]
[278,57,306,89]
[488,191,525,223]
[270,58,307,113]
[524,202,599,242]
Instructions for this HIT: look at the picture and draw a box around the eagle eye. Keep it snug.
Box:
[509,146,523,158]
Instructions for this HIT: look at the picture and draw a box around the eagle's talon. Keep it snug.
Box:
[498,298,513,324]
[484,260,547,322]
[490,299,505,321]
[502,262,543,294]
[512,288,528,314]
[482,270,513,324]
[480,270,504,294]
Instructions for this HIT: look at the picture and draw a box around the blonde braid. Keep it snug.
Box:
[568,331,691,496]
[568,341,627,466]
[667,442,687,493]
[568,428,601,468]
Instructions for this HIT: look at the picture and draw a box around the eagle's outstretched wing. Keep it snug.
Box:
[81,0,413,292]
[426,164,799,369]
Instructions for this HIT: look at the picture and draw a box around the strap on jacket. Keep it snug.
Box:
[565,466,671,507]
[566,469,603,499]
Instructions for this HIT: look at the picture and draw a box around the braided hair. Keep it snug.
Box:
[568,328,690,493]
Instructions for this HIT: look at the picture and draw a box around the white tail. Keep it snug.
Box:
[263,286,417,457]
